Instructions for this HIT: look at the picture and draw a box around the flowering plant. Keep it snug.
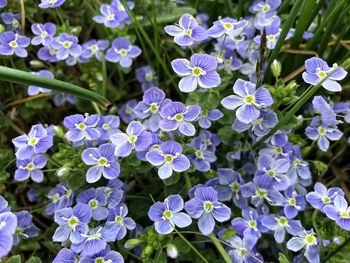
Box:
[0,0,350,262]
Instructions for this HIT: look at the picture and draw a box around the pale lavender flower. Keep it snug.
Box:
[63,114,100,143]
[27,70,53,95]
[37,45,60,62]
[106,203,136,240]
[118,99,137,124]
[221,79,273,124]
[39,0,65,8]
[0,31,30,57]
[148,194,192,234]
[164,14,207,46]
[93,4,128,29]
[187,136,216,172]
[51,33,82,60]
[80,39,109,62]
[135,65,157,91]
[287,230,320,263]
[281,187,306,219]
[185,187,231,235]
[324,195,350,231]
[15,155,47,183]
[77,188,108,221]
[52,248,76,263]
[226,236,262,263]
[110,121,152,157]
[302,57,347,92]
[197,109,223,129]
[81,143,120,183]
[171,54,221,92]
[31,22,56,46]
[207,17,247,39]
[13,211,39,245]
[45,183,73,215]
[146,141,190,179]
[0,212,17,258]
[0,0,7,8]
[97,115,121,141]
[249,0,281,15]
[159,102,200,136]
[1,13,21,32]
[106,37,141,68]
[79,247,124,263]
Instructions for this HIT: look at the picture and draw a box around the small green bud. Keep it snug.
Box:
[53,125,65,138]
[0,24,5,34]
[271,59,282,78]
[124,238,143,249]
[30,60,45,69]
[143,245,154,256]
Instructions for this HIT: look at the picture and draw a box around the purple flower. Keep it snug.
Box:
[97,115,120,141]
[31,22,56,46]
[110,121,152,157]
[104,179,124,209]
[215,168,247,208]
[27,70,53,95]
[39,0,65,8]
[13,211,39,245]
[302,57,347,92]
[281,187,306,219]
[0,212,17,258]
[159,101,200,136]
[106,37,141,68]
[171,54,221,92]
[146,141,190,179]
[250,0,281,15]
[0,0,7,8]
[306,182,344,212]
[324,195,350,231]
[185,186,231,235]
[118,99,137,124]
[148,194,192,234]
[164,14,207,46]
[93,4,128,29]
[288,145,311,185]
[80,39,109,62]
[187,137,216,172]
[15,154,47,183]
[79,247,124,263]
[71,224,116,257]
[106,203,136,240]
[45,183,73,215]
[264,18,280,49]
[287,230,320,263]
[226,236,262,263]
[221,79,273,124]
[305,117,343,152]
[134,87,170,132]
[0,31,30,57]
[207,17,247,39]
[231,207,267,246]
[255,154,290,191]
[135,65,157,91]
[51,33,82,60]
[53,92,77,106]
[197,130,221,152]
[262,213,303,243]
[63,114,100,143]
[0,196,9,214]
[12,124,53,159]
[52,248,76,263]
[77,188,108,221]
[82,143,120,183]
[197,109,223,129]
[53,204,91,244]
[312,96,338,125]
[1,13,21,32]
[37,45,60,62]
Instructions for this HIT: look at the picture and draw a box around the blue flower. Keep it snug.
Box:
[93,3,129,29]
[159,101,200,136]
[135,65,157,91]
[106,203,136,240]
[281,187,306,219]
[118,99,137,124]
[106,37,141,68]
[77,188,108,221]
[110,121,152,157]
[0,211,17,258]
[79,247,124,263]
[146,141,190,179]
[197,109,223,129]
[80,39,109,62]
[0,0,7,8]
[52,248,76,263]
[51,33,82,61]
[53,204,91,244]
[187,136,216,172]
[226,236,262,263]
[15,154,47,183]
[45,183,73,215]
[12,124,53,159]
[0,31,30,57]
[63,114,100,143]
[27,70,53,96]
[31,22,56,46]
[207,17,247,39]
[1,12,21,32]
[221,79,273,124]
[302,57,347,92]
[286,230,320,263]
[104,179,124,209]
[82,143,120,183]
[148,194,192,234]
[323,195,350,231]
[185,186,231,235]
[39,0,65,8]
[171,54,221,92]
[13,211,39,245]
[165,14,207,46]
[97,115,121,142]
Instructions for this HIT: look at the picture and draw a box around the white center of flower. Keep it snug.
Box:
[119,49,128,56]
[318,127,326,135]
[203,201,213,212]
[41,31,48,38]
[304,233,317,245]
[128,135,138,143]
[9,40,18,48]
[28,137,39,146]
[63,41,73,49]
[26,162,35,171]
[89,199,99,209]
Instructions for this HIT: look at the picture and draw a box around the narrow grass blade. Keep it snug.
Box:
[0,66,110,108]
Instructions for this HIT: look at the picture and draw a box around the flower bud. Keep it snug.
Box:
[30,60,44,69]
[166,244,178,259]
[53,125,65,138]
[271,59,281,78]
[56,167,70,177]
[124,238,143,249]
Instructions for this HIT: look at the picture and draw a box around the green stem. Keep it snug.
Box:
[224,0,234,18]
[184,173,192,191]
[174,229,209,263]
[209,233,232,263]
[101,54,107,97]
[322,237,350,262]
[0,66,110,108]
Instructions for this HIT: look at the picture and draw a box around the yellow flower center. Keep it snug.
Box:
[9,40,18,48]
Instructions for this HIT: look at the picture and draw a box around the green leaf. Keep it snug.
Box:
[0,66,110,108]
[199,91,220,110]
[6,255,21,263]
[312,160,328,173]
[25,257,42,263]
[163,173,180,186]
[278,253,290,263]
[156,251,167,263]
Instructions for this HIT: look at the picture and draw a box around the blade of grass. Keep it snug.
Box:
[265,0,304,73]
[224,0,234,18]
[0,66,110,108]
[208,233,232,263]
